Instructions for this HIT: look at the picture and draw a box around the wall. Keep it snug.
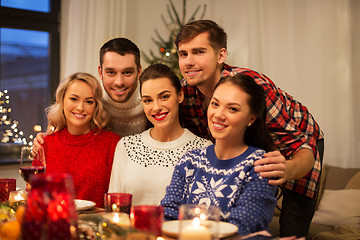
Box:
[351,0,360,162]
[60,0,360,167]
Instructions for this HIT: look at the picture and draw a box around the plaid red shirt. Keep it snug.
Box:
[180,64,324,199]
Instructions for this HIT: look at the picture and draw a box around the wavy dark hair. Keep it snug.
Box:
[214,73,275,152]
[139,63,181,94]
[99,38,140,69]
[139,63,182,128]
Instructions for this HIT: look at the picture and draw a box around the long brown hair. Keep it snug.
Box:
[215,73,275,152]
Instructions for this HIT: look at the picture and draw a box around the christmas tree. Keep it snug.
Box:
[142,0,206,78]
[0,90,32,145]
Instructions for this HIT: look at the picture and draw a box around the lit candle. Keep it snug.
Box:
[9,190,27,202]
[179,217,212,240]
[104,212,131,228]
[8,190,27,209]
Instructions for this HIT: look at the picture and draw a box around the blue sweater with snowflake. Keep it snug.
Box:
[160,144,277,235]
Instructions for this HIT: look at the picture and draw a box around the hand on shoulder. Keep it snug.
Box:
[31,132,48,156]
[254,150,287,185]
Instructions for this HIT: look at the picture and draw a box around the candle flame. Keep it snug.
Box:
[111,203,118,211]
[113,213,120,223]
[14,193,23,201]
[9,190,26,202]
[192,217,200,228]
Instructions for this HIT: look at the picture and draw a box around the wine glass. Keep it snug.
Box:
[19,146,46,191]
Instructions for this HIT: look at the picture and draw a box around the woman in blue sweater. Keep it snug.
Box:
[160,73,277,235]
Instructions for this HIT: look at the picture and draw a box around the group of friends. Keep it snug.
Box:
[32,20,324,238]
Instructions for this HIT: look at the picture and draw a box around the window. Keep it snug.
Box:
[0,0,60,145]
[1,0,50,12]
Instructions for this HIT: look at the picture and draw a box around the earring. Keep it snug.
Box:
[248,122,252,126]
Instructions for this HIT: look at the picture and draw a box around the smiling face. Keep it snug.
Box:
[63,80,96,135]
[178,32,226,92]
[98,52,141,103]
[207,82,256,144]
[141,77,184,130]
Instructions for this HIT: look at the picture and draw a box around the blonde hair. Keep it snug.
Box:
[46,72,109,133]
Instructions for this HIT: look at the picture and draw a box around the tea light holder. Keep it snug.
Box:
[178,204,220,240]
[0,178,16,202]
[99,212,131,239]
[104,193,132,214]
[130,205,164,237]
[8,190,27,209]
[21,173,79,240]
[102,212,131,228]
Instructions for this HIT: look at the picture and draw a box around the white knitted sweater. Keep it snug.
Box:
[108,128,212,205]
[102,84,147,137]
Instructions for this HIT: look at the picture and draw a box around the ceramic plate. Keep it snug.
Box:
[74,199,96,211]
[162,220,238,238]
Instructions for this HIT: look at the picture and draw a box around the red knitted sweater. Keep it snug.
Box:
[43,127,120,207]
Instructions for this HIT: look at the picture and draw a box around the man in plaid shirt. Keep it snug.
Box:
[176,20,324,238]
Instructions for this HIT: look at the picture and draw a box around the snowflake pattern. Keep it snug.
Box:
[181,147,266,219]
[161,145,277,236]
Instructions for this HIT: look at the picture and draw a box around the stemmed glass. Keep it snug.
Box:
[19,146,46,191]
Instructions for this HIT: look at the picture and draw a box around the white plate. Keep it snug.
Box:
[74,199,96,211]
[162,220,238,238]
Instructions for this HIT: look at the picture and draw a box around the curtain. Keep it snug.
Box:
[60,0,127,79]
[60,0,360,168]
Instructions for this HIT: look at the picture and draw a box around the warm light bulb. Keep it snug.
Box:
[34,125,42,132]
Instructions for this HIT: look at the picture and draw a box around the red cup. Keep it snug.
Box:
[21,173,78,240]
[130,205,164,237]
[104,193,132,214]
[0,178,16,202]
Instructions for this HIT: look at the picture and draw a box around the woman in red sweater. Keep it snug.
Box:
[40,72,120,207]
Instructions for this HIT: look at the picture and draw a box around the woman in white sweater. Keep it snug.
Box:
[108,63,211,205]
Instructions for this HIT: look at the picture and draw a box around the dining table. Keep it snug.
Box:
[77,207,285,240]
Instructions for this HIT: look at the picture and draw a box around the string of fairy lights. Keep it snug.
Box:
[0,90,36,146]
